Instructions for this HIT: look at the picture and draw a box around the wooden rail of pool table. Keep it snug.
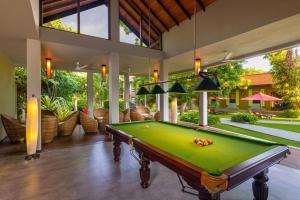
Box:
[106,123,289,200]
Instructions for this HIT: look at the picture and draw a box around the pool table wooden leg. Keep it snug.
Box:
[252,169,269,200]
[113,136,121,162]
[198,187,220,200]
[139,157,150,188]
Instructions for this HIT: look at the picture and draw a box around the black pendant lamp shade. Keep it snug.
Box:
[136,86,149,95]
[151,84,165,94]
[194,77,221,92]
[167,82,186,93]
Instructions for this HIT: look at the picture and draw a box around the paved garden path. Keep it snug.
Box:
[220,118,300,142]
[259,119,300,125]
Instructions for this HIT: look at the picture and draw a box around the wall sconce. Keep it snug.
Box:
[101,64,107,81]
[25,95,40,160]
[153,69,159,83]
[195,58,201,76]
[46,58,52,79]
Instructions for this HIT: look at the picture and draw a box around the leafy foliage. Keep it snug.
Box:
[43,19,76,32]
[231,113,258,124]
[278,109,300,118]
[207,62,244,96]
[242,67,267,75]
[178,110,220,125]
[266,49,300,109]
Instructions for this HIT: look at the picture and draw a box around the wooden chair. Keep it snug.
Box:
[58,111,79,136]
[123,109,131,122]
[0,114,26,142]
[130,110,145,122]
[80,112,98,134]
[154,111,160,121]
[41,110,58,143]
[136,106,153,120]
[94,108,109,124]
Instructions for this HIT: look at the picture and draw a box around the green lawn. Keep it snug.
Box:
[271,117,300,122]
[213,112,300,122]
[256,123,300,134]
[212,123,300,148]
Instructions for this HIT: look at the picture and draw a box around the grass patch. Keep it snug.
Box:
[256,123,300,134]
[212,123,300,148]
[271,117,300,122]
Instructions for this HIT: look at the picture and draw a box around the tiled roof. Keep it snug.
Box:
[241,73,273,86]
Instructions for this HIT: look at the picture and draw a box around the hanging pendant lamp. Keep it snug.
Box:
[194,77,221,92]
[136,86,149,95]
[151,84,165,94]
[167,81,186,93]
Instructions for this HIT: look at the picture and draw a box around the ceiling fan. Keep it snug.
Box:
[75,61,89,70]
[221,51,242,63]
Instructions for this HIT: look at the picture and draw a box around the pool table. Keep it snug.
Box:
[106,121,289,200]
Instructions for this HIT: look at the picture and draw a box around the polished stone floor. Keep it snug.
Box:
[1,141,300,200]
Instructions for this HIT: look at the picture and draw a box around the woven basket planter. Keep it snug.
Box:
[0,114,26,142]
[41,111,58,143]
[80,112,98,134]
[58,111,79,136]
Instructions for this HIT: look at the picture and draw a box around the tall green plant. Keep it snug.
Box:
[266,49,300,109]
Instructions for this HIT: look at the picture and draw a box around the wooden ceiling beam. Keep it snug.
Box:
[138,0,169,32]
[196,0,206,12]
[156,0,179,26]
[125,0,161,36]
[119,3,157,42]
[175,0,191,19]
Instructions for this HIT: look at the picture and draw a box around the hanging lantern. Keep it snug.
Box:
[153,69,159,82]
[167,81,186,93]
[46,58,52,79]
[194,77,221,92]
[195,58,201,76]
[136,86,149,95]
[151,84,165,94]
[25,95,39,160]
[101,64,107,81]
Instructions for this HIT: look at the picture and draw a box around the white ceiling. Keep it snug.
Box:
[1,0,300,75]
[165,12,300,73]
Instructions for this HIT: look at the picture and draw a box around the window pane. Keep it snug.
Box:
[42,0,78,33]
[80,1,109,39]
[120,20,141,45]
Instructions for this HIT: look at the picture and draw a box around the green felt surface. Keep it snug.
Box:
[111,121,278,176]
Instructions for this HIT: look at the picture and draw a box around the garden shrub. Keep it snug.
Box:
[231,113,258,124]
[208,115,221,125]
[178,110,220,125]
[278,109,300,118]
[104,99,125,111]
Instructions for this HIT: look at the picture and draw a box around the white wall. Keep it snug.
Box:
[0,51,16,140]
[163,0,300,58]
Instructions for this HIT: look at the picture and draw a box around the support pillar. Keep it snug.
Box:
[199,69,208,126]
[170,97,177,123]
[159,60,169,121]
[87,71,93,117]
[124,73,130,109]
[26,39,41,151]
[110,0,119,42]
[156,94,160,112]
[109,52,119,123]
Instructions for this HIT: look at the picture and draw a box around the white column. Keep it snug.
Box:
[156,94,160,112]
[170,97,177,123]
[26,39,41,151]
[199,69,208,126]
[159,60,169,121]
[109,52,119,123]
[124,73,130,109]
[110,0,119,42]
[87,71,93,117]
